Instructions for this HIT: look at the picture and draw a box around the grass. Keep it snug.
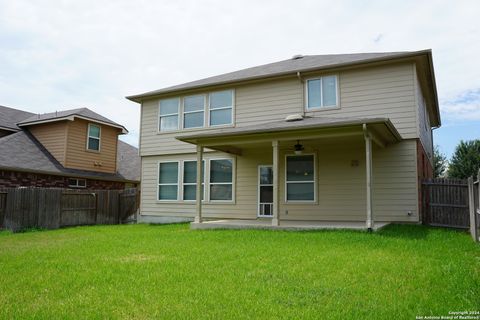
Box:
[0,224,479,319]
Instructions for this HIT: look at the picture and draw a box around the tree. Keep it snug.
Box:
[448,140,480,179]
[433,145,448,178]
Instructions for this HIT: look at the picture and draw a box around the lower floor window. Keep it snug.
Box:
[157,159,233,201]
[209,159,233,201]
[158,162,178,200]
[68,178,86,188]
[183,160,205,201]
[286,155,315,201]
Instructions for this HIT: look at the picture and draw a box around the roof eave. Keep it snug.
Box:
[0,165,139,183]
[176,118,402,145]
[0,125,20,132]
[425,51,441,127]
[18,115,129,134]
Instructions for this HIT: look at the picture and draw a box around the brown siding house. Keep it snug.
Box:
[0,105,140,189]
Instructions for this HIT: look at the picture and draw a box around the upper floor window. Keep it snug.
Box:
[306,75,338,110]
[159,98,179,131]
[183,95,205,129]
[87,124,101,151]
[209,90,233,126]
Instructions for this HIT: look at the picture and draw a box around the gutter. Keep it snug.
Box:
[297,72,306,117]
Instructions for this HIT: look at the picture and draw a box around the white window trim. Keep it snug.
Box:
[68,178,86,188]
[182,94,206,129]
[182,160,206,202]
[208,89,235,128]
[208,157,236,203]
[86,123,101,152]
[285,153,317,204]
[157,161,180,202]
[158,98,180,132]
[304,74,339,111]
[257,165,273,217]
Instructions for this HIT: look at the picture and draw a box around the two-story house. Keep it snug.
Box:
[127,50,440,230]
[0,106,140,189]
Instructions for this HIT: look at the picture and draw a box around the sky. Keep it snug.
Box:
[0,0,479,158]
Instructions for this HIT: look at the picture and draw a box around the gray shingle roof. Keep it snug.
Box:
[18,107,128,133]
[127,50,428,101]
[0,105,35,131]
[0,131,140,182]
[117,140,140,182]
[0,131,61,172]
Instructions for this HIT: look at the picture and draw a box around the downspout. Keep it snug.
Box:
[297,72,305,117]
[431,125,440,174]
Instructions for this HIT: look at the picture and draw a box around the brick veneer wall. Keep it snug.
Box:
[417,140,434,222]
[0,170,126,190]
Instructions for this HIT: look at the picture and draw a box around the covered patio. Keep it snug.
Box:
[176,115,402,231]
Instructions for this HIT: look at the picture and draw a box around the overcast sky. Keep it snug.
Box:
[0,0,479,158]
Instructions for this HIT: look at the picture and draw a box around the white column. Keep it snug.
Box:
[194,145,204,223]
[365,134,373,230]
[272,140,280,226]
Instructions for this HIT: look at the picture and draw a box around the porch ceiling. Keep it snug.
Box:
[176,116,402,154]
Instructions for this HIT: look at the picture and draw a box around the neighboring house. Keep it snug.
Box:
[0,105,140,189]
[127,50,439,229]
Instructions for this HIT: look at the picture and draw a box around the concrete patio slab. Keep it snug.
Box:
[191,219,390,231]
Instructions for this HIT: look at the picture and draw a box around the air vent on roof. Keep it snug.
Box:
[292,54,304,60]
[285,114,304,122]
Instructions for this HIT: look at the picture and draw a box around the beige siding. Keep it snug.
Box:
[64,119,119,173]
[305,63,416,139]
[414,68,433,162]
[372,140,418,221]
[140,139,419,223]
[139,62,418,156]
[28,121,68,165]
[235,78,303,127]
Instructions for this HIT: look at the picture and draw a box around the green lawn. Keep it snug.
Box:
[0,224,479,319]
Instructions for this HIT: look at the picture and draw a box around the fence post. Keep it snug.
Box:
[422,180,428,225]
[468,177,477,242]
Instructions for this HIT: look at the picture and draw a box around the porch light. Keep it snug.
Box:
[294,140,304,155]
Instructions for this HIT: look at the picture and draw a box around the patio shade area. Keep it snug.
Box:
[175,115,403,231]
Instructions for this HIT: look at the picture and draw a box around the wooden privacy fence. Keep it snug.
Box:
[422,178,470,229]
[0,187,139,232]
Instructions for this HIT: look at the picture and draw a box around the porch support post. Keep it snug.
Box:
[194,145,204,223]
[363,124,374,231]
[272,140,280,226]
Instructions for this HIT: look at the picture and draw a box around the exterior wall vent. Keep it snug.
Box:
[285,114,304,122]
